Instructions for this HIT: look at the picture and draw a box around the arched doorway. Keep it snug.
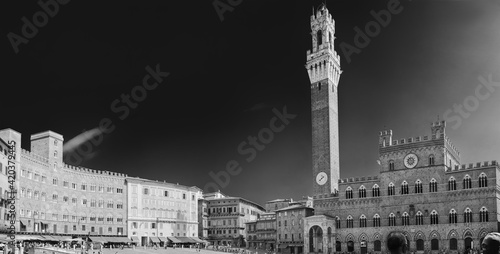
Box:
[464,238,472,253]
[360,241,367,254]
[347,241,354,253]
[309,226,323,253]
[431,239,439,251]
[416,239,424,251]
[450,238,458,251]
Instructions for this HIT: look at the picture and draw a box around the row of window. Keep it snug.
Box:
[19,189,124,208]
[142,188,194,201]
[20,170,124,193]
[278,233,302,241]
[19,210,124,223]
[278,219,302,227]
[131,222,194,230]
[22,224,124,235]
[345,174,488,199]
[208,219,238,226]
[336,207,489,228]
[209,207,257,215]
[208,229,240,235]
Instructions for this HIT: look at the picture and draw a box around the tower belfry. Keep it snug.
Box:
[306,5,342,195]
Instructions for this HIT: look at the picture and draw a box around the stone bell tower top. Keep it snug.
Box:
[306,4,341,85]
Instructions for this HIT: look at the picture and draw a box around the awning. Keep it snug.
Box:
[113,236,132,243]
[59,236,73,241]
[177,236,196,243]
[19,220,29,226]
[158,237,168,242]
[39,235,57,241]
[150,236,160,243]
[131,236,140,243]
[279,244,289,248]
[89,236,106,243]
[168,237,182,243]
[190,237,205,244]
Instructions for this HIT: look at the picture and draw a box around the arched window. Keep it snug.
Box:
[429,178,438,192]
[389,160,395,171]
[448,177,456,191]
[388,213,396,226]
[402,212,409,226]
[463,175,472,189]
[415,180,423,194]
[336,241,342,252]
[416,211,424,225]
[347,241,354,252]
[359,215,367,228]
[388,183,395,196]
[346,215,353,228]
[431,239,439,250]
[479,173,488,187]
[317,30,323,47]
[373,214,381,227]
[374,240,381,251]
[372,184,380,197]
[416,239,424,251]
[464,208,472,223]
[430,210,439,225]
[480,207,489,222]
[328,32,333,49]
[335,216,341,229]
[345,187,353,199]
[429,155,435,166]
[401,181,409,195]
[358,185,366,198]
[449,209,457,224]
[450,238,458,250]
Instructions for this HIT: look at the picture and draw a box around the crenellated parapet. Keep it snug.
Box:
[305,4,341,85]
[447,160,498,172]
[21,148,49,165]
[63,163,127,177]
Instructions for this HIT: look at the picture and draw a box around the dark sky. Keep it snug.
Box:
[2,0,500,206]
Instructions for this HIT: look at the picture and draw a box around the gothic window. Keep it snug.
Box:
[463,175,472,189]
[402,212,410,226]
[448,177,456,191]
[464,208,472,223]
[345,187,353,199]
[346,215,353,228]
[317,30,323,46]
[429,155,435,166]
[359,215,367,228]
[388,213,396,226]
[429,178,438,192]
[335,216,341,229]
[479,173,487,187]
[415,211,424,225]
[388,183,395,196]
[373,214,381,227]
[415,180,423,193]
[480,207,489,222]
[401,181,409,195]
[430,210,439,225]
[449,209,457,224]
[389,160,395,171]
[371,184,380,197]
[358,185,366,198]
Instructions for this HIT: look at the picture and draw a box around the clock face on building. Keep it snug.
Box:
[404,153,418,169]
[316,172,328,185]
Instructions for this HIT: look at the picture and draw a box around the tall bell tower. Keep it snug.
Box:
[306,4,342,196]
